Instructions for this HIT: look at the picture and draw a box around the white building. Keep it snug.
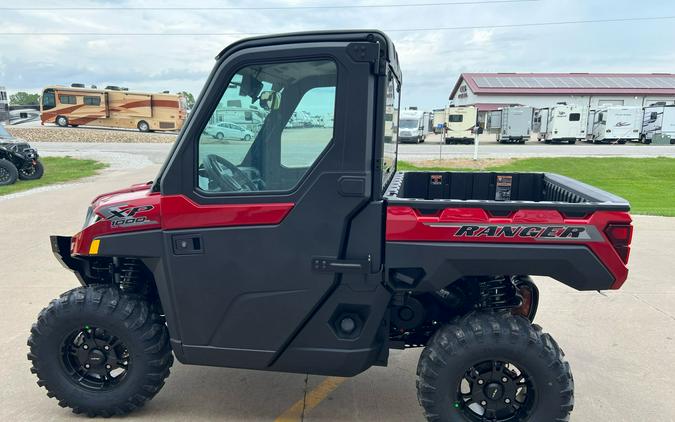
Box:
[449,73,675,126]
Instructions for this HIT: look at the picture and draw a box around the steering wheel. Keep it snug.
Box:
[203,154,258,192]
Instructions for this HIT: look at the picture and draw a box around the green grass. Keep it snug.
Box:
[399,157,675,216]
[0,156,107,196]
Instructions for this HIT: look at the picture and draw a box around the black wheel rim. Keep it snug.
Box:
[61,325,131,390]
[0,167,8,182]
[20,166,35,177]
[454,360,535,421]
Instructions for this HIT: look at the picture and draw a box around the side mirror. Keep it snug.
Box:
[259,90,281,111]
[239,74,263,101]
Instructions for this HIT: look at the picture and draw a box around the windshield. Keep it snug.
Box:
[399,119,418,129]
[0,125,12,139]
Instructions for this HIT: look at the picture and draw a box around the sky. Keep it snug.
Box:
[1,0,675,110]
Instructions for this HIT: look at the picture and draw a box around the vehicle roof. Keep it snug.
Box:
[215,30,401,82]
[41,86,180,97]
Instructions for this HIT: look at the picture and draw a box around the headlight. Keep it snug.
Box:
[83,206,100,228]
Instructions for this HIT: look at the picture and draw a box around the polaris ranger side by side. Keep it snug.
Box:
[28,31,633,421]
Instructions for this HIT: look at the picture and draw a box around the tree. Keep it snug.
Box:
[10,92,40,106]
[177,91,195,109]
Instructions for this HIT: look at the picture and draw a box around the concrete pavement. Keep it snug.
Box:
[1,164,674,421]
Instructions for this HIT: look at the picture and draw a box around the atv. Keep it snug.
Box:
[28,31,632,421]
[0,124,44,186]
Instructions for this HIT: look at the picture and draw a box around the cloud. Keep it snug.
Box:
[1,0,674,109]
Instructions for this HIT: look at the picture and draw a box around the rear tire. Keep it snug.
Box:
[0,159,19,185]
[18,160,44,180]
[137,120,150,132]
[55,116,68,127]
[27,286,173,417]
[568,140,576,144]
[416,312,574,422]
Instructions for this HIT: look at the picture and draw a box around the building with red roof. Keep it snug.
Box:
[450,73,675,111]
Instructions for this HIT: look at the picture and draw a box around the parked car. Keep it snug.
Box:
[204,121,253,141]
[0,124,43,186]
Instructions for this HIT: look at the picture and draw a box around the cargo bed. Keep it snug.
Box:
[384,171,630,213]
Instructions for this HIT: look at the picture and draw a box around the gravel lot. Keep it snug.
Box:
[6,126,176,143]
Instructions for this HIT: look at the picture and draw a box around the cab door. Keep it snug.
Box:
[158,40,379,369]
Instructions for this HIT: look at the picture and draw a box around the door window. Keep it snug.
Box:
[280,87,335,167]
[197,60,337,193]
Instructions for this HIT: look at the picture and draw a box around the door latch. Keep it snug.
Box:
[312,256,372,273]
[172,234,203,255]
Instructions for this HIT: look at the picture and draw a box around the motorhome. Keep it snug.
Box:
[445,105,477,144]
[0,86,8,124]
[432,108,446,134]
[641,105,675,144]
[591,106,642,144]
[495,106,533,143]
[542,104,588,144]
[40,84,188,132]
[398,109,427,143]
[533,107,549,140]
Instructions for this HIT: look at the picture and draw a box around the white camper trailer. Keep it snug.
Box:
[641,105,675,144]
[496,106,533,143]
[591,106,642,144]
[543,105,588,144]
[445,106,478,144]
[398,109,427,143]
[432,108,446,134]
[533,108,550,140]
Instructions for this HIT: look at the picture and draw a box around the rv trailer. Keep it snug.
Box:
[445,105,477,144]
[40,84,188,132]
[432,108,446,134]
[641,105,675,144]
[496,106,533,143]
[543,104,588,144]
[591,106,642,144]
[398,109,427,143]
[533,107,550,140]
[0,87,8,124]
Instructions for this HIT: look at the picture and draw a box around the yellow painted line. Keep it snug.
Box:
[275,376,346,422]
[89,239,101,255]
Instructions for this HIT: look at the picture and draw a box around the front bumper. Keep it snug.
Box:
[50,235,86,284]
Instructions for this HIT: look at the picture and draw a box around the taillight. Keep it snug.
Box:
[605,223,633,264]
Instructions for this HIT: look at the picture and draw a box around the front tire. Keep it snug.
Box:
[416,312,573,422]
[18,160,45,180]
[0,159,19,185]
[27,286,173,417]
[55,116,68,127]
